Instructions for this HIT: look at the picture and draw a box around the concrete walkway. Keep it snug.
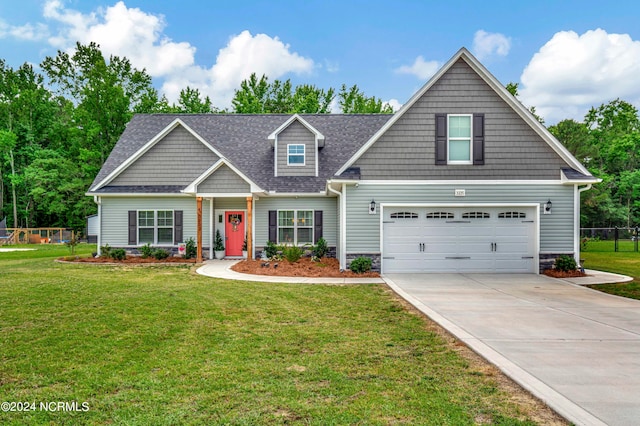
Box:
[196,259,385,284]
[384,271,637,426]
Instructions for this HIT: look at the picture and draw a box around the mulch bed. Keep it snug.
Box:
[61,255,196,264]
[231,257,380,278]
[543,269,588,278]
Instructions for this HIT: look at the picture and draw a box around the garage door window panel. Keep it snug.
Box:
[390,212,419,219]
[426,212,454,219]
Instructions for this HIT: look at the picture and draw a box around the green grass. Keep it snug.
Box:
[581,240,640,300]
[0,245,542,425]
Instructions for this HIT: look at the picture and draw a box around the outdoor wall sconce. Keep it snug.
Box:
[544,199,552,215]
[369,199,377,215]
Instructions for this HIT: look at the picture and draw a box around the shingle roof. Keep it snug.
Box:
[90,114,391,194]
[561,168,598,181]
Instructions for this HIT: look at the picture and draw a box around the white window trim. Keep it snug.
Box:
[447,114,473,165]
[277,209,313,245]
[137,209,174,245]
[287,144,306,166]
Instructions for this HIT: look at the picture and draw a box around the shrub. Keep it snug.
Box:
[153,249,170,260]
[284,245,304,262]
[350,256,372,274]
[65,236,80,255]
[312,237,329,259]
[214,230,225,251]
[184,237,197,259]
[555,255,577,272]
[140,243,154,259]
[110,248,126,261]
[264,240,279,258]
[100,244,111,258]
[242,235,247,251]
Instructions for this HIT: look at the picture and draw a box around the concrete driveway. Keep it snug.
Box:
[384,273,640,426]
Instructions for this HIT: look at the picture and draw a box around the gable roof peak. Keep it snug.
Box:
[268,114,325,148]
[336,47,592,177]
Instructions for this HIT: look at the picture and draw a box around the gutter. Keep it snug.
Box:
[574,184,593,265]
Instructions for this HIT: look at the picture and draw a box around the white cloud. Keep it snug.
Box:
[205,30,314,106]
[472,30,511,60]
[395,55,441,80]
[519,29,640,124]
[0,20,49,41]
[36,1,314,107]
[384,98,402,112]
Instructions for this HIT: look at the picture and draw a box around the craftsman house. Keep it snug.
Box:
[87,48,597,273]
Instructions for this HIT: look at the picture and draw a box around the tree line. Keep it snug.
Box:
[1,42,638,232]
[0,42,392,231]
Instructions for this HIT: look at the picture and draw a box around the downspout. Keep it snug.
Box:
[575,184,593,266]
[94,196,102,256]
[327,183,346,270]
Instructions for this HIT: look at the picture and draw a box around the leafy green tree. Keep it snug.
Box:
[338,84,393,114]
[549,119,596,166]
[41,42,156,165]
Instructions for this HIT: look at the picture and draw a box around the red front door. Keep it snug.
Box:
[225,211,245,256]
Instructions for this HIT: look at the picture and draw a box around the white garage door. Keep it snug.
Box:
[382,207,536,273]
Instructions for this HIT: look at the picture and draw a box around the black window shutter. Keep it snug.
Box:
[314,210,323,243]
[174,210,183,244]
[435,113,447,165]
[268,210,277,243]
[128,211,137,245]
[473,113,485,165]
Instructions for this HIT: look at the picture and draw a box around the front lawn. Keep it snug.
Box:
[581,240,640,300]
[0,245,560,424]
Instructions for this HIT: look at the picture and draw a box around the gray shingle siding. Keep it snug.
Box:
[276,121,316,176]
[352,59,568,180]
[110,126,219,186]
[198,164,250,193]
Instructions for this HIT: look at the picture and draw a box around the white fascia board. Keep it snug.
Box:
[92,118,224,191]
[350,179,564,185]
[182,158,264,194]
[336,47,593,178]
[268,114,325,142]
[381,202,539,208]
[195,193,253,198]
[262,192,329,198]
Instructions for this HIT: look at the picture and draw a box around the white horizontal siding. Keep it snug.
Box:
[345,184,574,253]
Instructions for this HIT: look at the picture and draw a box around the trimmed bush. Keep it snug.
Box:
[264,241,279,258]
[313,237,329,259]
[153,249,170,260]
[184,237,197,259]
[140,243,154,259]
[350,256,372,274]
[110,248,126,261]
[555,255,577,272]
[100,244,111,258]
[284,245,304,263]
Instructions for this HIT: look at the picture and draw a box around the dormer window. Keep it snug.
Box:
[287,144,305,165]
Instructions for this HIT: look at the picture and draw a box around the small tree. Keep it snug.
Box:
[214,230,225,251]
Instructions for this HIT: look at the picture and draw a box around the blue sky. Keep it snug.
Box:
[1,0,640,123]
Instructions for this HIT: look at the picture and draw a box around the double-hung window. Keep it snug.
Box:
[156,211,174,244]
[137,210,173,244]
[277,210,313,244]
[448,114,472,164]
[138,211,155,244]
[287,144,305,165]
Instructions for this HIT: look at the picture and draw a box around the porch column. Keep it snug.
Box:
[246,196,253,260]
[196,196,203,263]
